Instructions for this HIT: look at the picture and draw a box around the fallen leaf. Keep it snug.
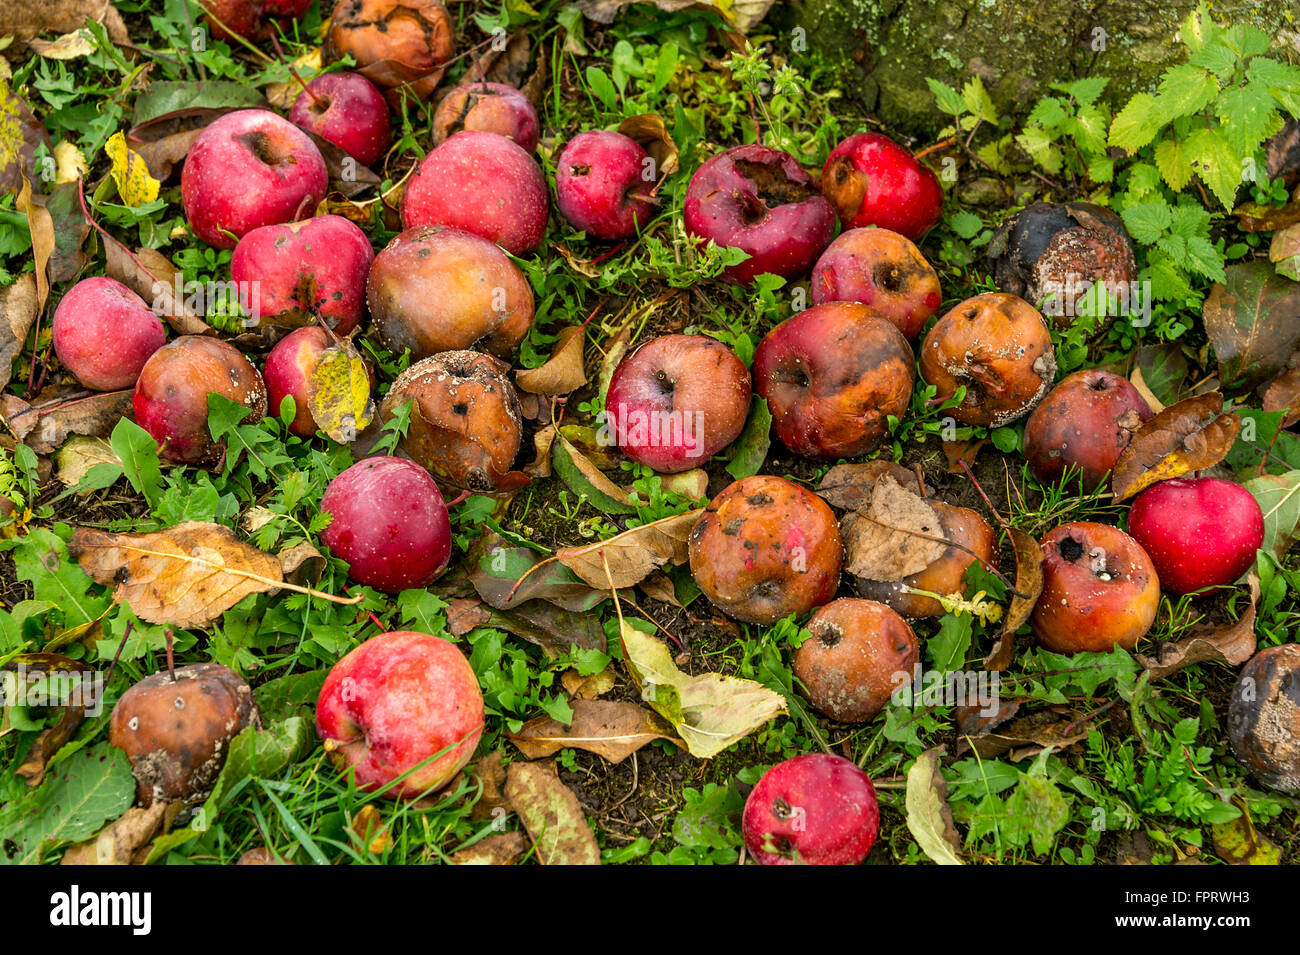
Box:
[1262,357,1300,428]
[490,599,608,655]
[515,326,587,395]
[524,424,557,478]
[984,528,1044,671]
[966,709,1092,760]
[817,460,927,511]
[42,180,91,282]
[1110,393,1240,502]
[1211,801,1280,865]
[0,272,38,390]
[1137,602,1256,680]
[278,541,325,587]
[1135,342,1189,409]
[55,435,121,487]
[306,339,374,443]
[1128,366,1164,415]
[130,80,265,126]
[52,141,87,183]
[447,596,492,636]
[723,397,771,480]
[617,112,679,178]
[69,521,358,627]
[504,760,601,865]
[597,319,634,401]
[105,130,161,207]
[1244,469,1300,560]
[265,48,321,110]
[954,699,1021,751]
[308,130,381,198]
[1272,222,1300,281]
[1234,195,1300,233]
[29,29,96,60]
[348,804,391,854]
[905,748,963,865]
[552,433,636,514]
[468,750,512,822]
[942,437,988,474]
[450,830,529,865]
[561,668,615,700]
[638,570,680,606]
[0,0,128,48]
[14,389,133,454]
[0,81,52,195]
[578,0,771,33]
[103,242,211,336]
[508,699,680,763]
[556,509,701,589]
[468,533,607,612]
[464,30,530,87]
[620,620,786,758]
[1203,261,1300,389]
[841,476,948,581]
[17,176,55,314]
[60,802,167,865]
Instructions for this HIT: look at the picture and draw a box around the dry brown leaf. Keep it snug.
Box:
[1110,393,1240,502]
[816,460,926,511]
[659,468,708,500]
[524,424,557,478]
[464,30,531,87]
[984,527,1044,671]
[450,830,529,865]
[516,326,587,395]
[349,804,392,854]
[16,177,54,315]
[1262,358,1300,428]
[841,476,947,581]
[60,802,167,865]
[0,0,128,48]
[504,760,601,866]
[638,570,680,606]
[467,750,512,822]
[1137,602,1257,680]
[278,541,325,587]
[7,652,92,785]
[597,319,634,402]
[556,509,701,589]
[1203,261,1300,389]
[448,596,493,637]
[103,242,212,336]
[507,699,680,763]
[1128,365,1165,414]
[941,437,988,475]
[617,112,679,177]
[968,710,1092,760]
[14,389,132,454]
[69,521,358,627]
[561,668,616,700]
[0,272,38,391]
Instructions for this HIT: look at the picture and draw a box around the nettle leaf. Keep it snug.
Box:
[1052,76,1108,107]
[1247,57,1300,118]
[926,78,965,116]
[961,77,997,123]
[1184,125,1241,209]
[1025,96,1066,131]
[1215,83,1283,162]
[1109,93,1162,152]
[1120,201,1172,245]
[1188,41,1237,79]
[1155,64,1219,118]
[1153,137,1192,191]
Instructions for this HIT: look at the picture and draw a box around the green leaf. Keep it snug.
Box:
[551,434,637,515]
[1178,4,1220,52]
[1221,24,1271,58]
[949,211,983,239]
[653,42,679,93]
[254,671,328,723]
[1184,125,1240,209]
[1052,77,1109,107]
[1025,96,1066,131]
[1120,201,1173,245]
[585,66,617,111]
[1215,83,1283,163]
[724,397,771,479]
[1243,469,1300,560]
[1247,58,1300,118]
[1069,104,1109,156]
[7,527,108,629]
[1003,772,1071,856]
[1109,93,1162,152]
[1188,42,1237,79]
[110,417,163,509]
[131,81,264,125]
[961,77,997,123]
[220,718,312,785]
[1016,126,1062,174]
[926,78,966,116]
[1183,234,1227,283]
[1156,65,1219,119]
[927,614,972,671]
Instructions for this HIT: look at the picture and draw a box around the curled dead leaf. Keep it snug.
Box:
[1110,393,1240,502]
[984,527,1044,671]
[905,747,963,865]
[507,699,680,763]
[555,509,701,589]
[841,476,947,581]
[817,460,927,511]
[515,326,587,395]
[0,272,38,391]
[1137,601,1257,680]
[616,112,679,178]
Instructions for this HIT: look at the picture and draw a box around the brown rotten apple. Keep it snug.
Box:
[1031,521,1159,654]
[919,292,1056,427]
[810,227,943,340]
[380,351,523,492]
[753,303,914,461]
[1228,644,1300,794]
[854,502,998,619]
[689,475,843,624]
[368,226,534,362]
[325,0,454,102]
[792,598,918,723]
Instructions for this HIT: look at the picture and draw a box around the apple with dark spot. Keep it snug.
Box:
[743,753,880,865]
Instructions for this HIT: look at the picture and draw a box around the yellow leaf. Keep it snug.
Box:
[52,141,87,184]
[306,340,374,443]
[105,130,160,207]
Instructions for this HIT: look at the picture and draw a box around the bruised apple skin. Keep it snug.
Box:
[109,664,259,806]
[753,303,914,460]
[380,351,523,492]
[1022,369,1153,491]
[133,336,268,467]
[855,503,998,619]
[401,130,549,255]
[432,82,539,152]
[316,631,485,800]
[320,456,452,592]
[204,0,312,42]
[52,277,166,391]
[689,476,842,625]
[325,0,454,102]
[368,226,534,362]
[603,334,751,473]
[289,72,392,167]
[683,144,835,285]
[231,214,374,334]
[743,753,880,865]
[1228,644,1300,794]
[821,132,944,240]
[792,599,918,723]
[919,292,1057,427]
[555,130,656,240]
[1031,522,1160,654]
[181,109,328,250]
[810,227,943,340]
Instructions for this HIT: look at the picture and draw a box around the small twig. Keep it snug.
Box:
[164,628,176,682]
[958,458,1010,531]
[271,34,325,109]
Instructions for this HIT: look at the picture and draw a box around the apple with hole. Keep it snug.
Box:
[204,0,312,42]
[231,214,374,334]
[381,350,523,493]
[603,334,751,473]
[110,663,259,806]
[1022,369,1152,491]
[325,0,454,101]
[316,631,484,799]
[368,225,534,362]
[1127,477,1264,595]
[684,144,835,285]
[792,598,918,723]
[181,109,328,250]
[433,82,539,152]
[1228,643,1300,794]
[1031,521,1160,654]
[289,72,392,167]
[52,276,166,391]
[555,130,656,240]
[401,130,548,255]
[822,132,943,240]
[133,336,268,467]
[743,753,880,865]
[810,227,943,340]
[689,475,842,624]
[753,302,914,460]
[320,456,452,592]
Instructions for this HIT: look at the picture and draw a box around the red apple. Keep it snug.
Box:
[743,753,879,865]
[133,336,268,466]
[1023,369,1153,491]
[432,82,539,152]
[822,132,943,240]
[1031,521,1160,654]
[810,227,943,340]
[320,456,452,593]
[603,334,751,473]
[181,109,328,249]
[289,71,392,167]
[1127,477,1264,595]
[263,326,329,437]
[753,302,914,460]
[555,130,656,240]
[683,144,835,285]
[401,130,548,255]
[231,214,374,334]
[316,630,485,799]
[204,0,312,42]
[52,276,165,390]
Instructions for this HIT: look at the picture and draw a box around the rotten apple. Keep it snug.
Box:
[204,0,312,42]
[822,132,943,240]
[810,227,943,340]
[433,82,539,152]
[1228,643,1300,794]
[324,0,454,102]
